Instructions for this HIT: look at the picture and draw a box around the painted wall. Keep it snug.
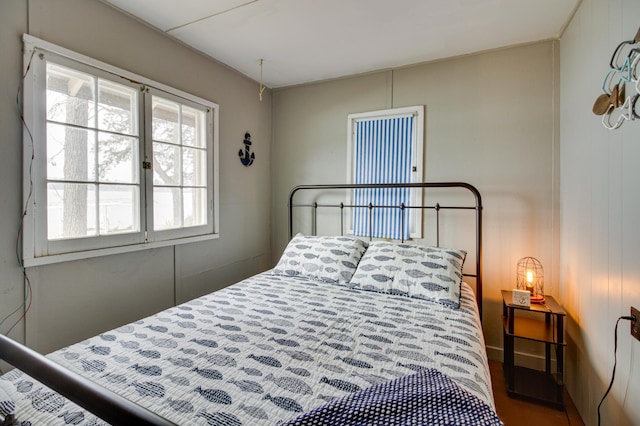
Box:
[560,0,640,424]
[5,2,636,424]
[0,0,272,354]
[0,0,29,370]
[271,41,561,363]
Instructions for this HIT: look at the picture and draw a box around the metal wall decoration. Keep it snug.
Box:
[593,27,640,130]
[239,132,255,166]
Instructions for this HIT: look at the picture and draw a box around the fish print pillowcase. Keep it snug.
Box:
[272,234,369,284]
[349,241,466,308]
[0,386,15,420]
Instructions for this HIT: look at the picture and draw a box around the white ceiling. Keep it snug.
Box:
[102,0,579,88]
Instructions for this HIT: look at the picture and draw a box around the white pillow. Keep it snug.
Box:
[272,234,368,284]
[349,241,466,308]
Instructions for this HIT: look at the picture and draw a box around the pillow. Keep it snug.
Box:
[272,234,368,284]
[349,241,466,308]
[0,386,16,420]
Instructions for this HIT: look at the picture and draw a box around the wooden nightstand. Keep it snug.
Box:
[501,290,566,410]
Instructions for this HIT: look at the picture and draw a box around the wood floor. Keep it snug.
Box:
[489,360,584,426]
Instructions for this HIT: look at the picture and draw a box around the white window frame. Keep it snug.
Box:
[346,106,424,239]
[21,35,219,266]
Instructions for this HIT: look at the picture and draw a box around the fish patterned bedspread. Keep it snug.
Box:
[0,272,495,425]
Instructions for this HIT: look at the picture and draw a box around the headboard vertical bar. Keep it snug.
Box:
[476,200,483,322]
[340,202,344,236]
[400,203,405,243]
[288,197,293,240]
[312,202,317,236]
[368,203,373,241]
[435,203,441,247]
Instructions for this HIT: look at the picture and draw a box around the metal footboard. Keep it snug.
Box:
[0,334,176,425]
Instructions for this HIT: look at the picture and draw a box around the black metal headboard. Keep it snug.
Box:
[287,182,483,320]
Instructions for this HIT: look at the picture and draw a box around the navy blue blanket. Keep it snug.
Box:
[284,368,503,426]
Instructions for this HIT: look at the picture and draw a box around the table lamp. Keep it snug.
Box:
[517,256,545,304]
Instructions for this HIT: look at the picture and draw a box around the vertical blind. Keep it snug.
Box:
[353,115,414,240]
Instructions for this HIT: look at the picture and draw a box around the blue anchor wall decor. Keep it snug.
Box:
[239,132,255,166]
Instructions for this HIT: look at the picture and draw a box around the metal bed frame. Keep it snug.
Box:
[0,181,482,426]
[0,333,176,425]
[288,182,483,318]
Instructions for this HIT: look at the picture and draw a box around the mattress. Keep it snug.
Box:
[0,272,496,425]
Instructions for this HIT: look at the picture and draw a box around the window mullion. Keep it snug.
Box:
[94,78,100,237]
[31,51,47,257]
[142,86,152,240]
[178,104,184,228]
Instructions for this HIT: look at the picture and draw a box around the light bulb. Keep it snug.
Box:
[526,270,534,283]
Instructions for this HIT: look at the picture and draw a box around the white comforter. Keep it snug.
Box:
[0,272,494,425]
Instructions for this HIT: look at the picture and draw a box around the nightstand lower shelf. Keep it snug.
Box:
[504,365,564,410]
[501,291,566,411]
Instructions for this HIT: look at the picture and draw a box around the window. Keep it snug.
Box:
[347,106,424,240]
[22,35,218,265]
[148,90,211,239]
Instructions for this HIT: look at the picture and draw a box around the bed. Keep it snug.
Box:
[0,182,502,425]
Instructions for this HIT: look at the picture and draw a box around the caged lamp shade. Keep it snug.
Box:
[517,257,545,303]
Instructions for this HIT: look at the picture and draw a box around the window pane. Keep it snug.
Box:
[98,133,139,184]
[153,142,179,186]
[183,187,207,227]
[98,79,138,136]
[153,187,181,230]
[47,183,96,240]
[47,123,96,182]
[182,106,205,148]
[152,97,179,143]
[182,147,206,186]
[46,63,95,127]
[99,185,139,235]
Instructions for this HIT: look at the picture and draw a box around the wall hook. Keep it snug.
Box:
[259,59,266,101]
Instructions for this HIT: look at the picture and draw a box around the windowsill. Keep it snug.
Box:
[23,233,220,267]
